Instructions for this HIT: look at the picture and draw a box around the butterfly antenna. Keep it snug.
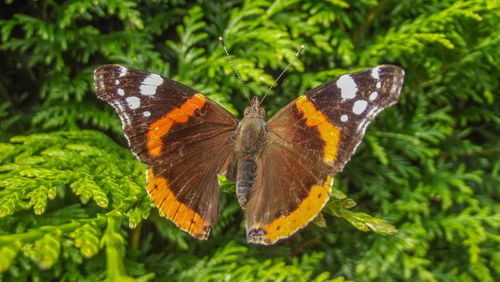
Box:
[219,36,250,103]
[260,45,305,105]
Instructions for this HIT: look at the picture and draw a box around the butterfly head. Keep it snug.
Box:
[243,96,265,118]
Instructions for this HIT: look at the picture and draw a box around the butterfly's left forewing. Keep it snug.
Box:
[246,65,405,244]
[94,65,239,239]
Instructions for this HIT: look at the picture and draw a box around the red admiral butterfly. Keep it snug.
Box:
[94,61,404,245]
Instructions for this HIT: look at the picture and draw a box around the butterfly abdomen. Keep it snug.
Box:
[236,156,257,207]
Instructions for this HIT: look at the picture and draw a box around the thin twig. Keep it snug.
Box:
[352,0,388,45]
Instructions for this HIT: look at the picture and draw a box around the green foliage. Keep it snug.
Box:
[1,0,499,281]
[177,242,345,282]
[0,131,152,280]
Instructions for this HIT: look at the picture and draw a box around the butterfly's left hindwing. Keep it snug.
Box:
[94,65,239,239]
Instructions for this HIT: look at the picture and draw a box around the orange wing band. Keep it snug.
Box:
[147,93,206,156]
[146,168,211,239]
[258,176,332,244]
[295,95,340,164]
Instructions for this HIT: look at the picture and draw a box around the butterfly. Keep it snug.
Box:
[94,63,405,245]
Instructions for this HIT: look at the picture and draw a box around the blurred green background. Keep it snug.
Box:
[0,0,499,281]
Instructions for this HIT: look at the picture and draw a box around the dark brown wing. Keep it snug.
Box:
[246,65,405,244]
[94,65,238,239]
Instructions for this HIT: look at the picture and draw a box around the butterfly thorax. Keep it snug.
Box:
[237,97,266,152]
[234,97,266,207]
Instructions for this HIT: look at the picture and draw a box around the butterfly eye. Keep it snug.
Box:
[259,107,265,117]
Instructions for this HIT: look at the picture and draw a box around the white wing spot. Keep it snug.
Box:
[117,88,125,96]
[125,96,141,109]
[376,81,382,89]
[140,85,157,96]
[140,74,164,96]
[143,111,151,117]
[114,79,120,85]
[336,74,358,100]
[340,114,348,122]
[119,66,127,77]
[371,66,381,80]
[369,91,378,101]
[353,100,368,115]
[143,73,163,85]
